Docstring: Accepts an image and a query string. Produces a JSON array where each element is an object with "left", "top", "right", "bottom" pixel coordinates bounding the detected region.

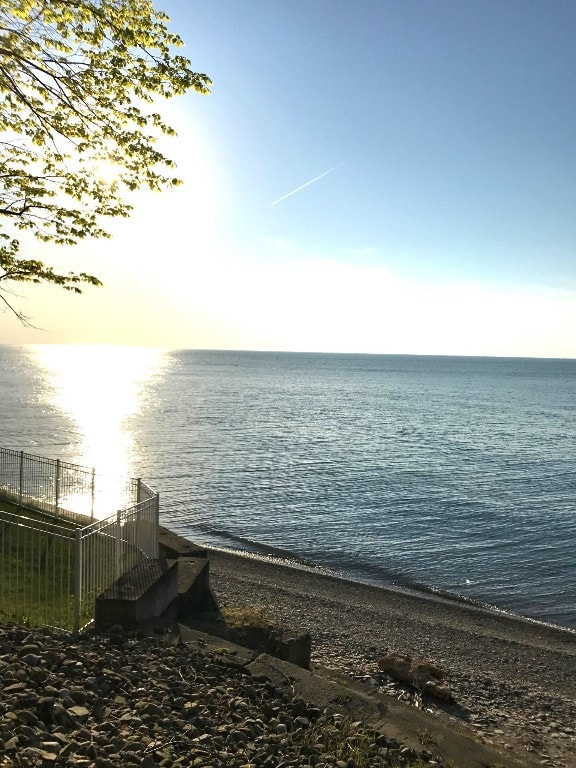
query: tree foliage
[{"left": 0, "top": 0, "right": 210, "bottom": 322}]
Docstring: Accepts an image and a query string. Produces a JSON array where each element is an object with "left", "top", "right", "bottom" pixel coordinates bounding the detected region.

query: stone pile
[{"left": 0, "top": 623, "right": 441, "bottom": 768}]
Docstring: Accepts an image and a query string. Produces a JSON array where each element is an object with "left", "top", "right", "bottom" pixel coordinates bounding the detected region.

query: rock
[
  {"left": 67, "top": 705, "right": 90, "bottom": 721},
  {"left": 36, "top": 696, "right": 55, "bottom": 725},
  {"left": 4, "top": 682, "right": 26, "bottom": 693},
  {"left": 4, "top": 736, "right": 19, "bottom": 751},
  {"left": 15, "top": 708, "right": 41, "bottom": 726}
]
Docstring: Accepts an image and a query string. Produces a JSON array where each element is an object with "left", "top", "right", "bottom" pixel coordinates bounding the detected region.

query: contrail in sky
[{"left": 270, "top": 163, "right": 344, "bottom": 206}]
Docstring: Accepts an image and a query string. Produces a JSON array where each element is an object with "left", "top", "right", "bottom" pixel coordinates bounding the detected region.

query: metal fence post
[
  {"left": 90, "top": 469, "right": 95, "bottom": 521},
  {"left": 73, "top": 529, "right": 82, "bottom": 633},
  {"left": 55, "top": 459, "right": 61, "bottom": 511},
  {"left": 115, "top": 510, "right": 122, "bottom": 580},
  {"left": 154, "top": 493, "right": 160, "bottom": 558},
  {"left": 19, "top": 451, "right": 24, "bottom": 504}
]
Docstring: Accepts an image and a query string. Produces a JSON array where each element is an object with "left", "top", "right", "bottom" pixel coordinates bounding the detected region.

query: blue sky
[{"left": 5, "top": 0, "right": 576, "bottom": 356}]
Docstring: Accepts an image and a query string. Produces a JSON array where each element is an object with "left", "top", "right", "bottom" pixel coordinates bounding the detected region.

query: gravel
[
  {"left": 206, "top": 549, "right": 576, "bottom": 768},
  {"left": 0, "top": 622, "right": 441, "bottom": 768}
]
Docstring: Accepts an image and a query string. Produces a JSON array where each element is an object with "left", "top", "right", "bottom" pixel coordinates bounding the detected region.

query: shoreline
[
  {"left": 201, "top": 542, "right": 576, "bottom": 638},
  {"left": 202, "top": 545, "right": 576, "bottom": 768}
]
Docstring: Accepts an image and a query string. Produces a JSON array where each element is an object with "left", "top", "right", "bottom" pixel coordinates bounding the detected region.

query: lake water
[{"left": 1, "top": 345, "right": 575, "bottom": 629}]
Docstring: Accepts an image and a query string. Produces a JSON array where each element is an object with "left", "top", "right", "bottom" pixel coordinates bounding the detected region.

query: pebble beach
[
  {"left": 1, "top": 548, "right": 575, "bottom": 768},
  {"left": 206, "top": 549, "right": 576, "bottom": 768}
]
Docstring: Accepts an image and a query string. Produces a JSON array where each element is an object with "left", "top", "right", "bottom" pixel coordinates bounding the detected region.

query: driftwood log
[{"left": 378, "top": 650, "right": 453, "bottom": 702}]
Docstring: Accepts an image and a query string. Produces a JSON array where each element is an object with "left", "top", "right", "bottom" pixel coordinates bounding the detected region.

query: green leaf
[{"left": 0, "top": 0, "right": 210, "bottom": 322}]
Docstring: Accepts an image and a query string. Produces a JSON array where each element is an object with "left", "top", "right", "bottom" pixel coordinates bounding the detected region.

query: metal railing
[
  {"left": 0, "top": 447, "right": 138, "bottom": 522},
  {"left": 0, "top": 449, "right": 159, "bottom": 632},
  {"left": 0, "top": 508, "right": 77, "bottom": 630}
]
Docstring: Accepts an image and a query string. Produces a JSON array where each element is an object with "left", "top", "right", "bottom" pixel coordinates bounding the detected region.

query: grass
[
  {"left": 0, "top": 505, "right": 78, "bottom": 629},
  {"left": 0, "top": 497, "right": 79, "bottom": 529},
  {"left": 297, "top": 715, "right": 433, "bottom": 767},
  {"left": 0, "top": 499, "right": 117, "bottom": 631},
  {"left": 220, "top": 604, "right": 275, "bottom": 631}
]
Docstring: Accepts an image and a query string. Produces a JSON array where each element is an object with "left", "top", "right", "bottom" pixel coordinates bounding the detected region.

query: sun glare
[
  {"left": 93, "top": 160, "right": 120, "bottom": 186},
  {"left": 28, "top": 345, "right": 170, "bottom": 518}
]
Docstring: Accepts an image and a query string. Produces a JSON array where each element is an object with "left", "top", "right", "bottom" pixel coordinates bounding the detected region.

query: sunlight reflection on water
[{"left": 26, "top": 345, "right": 170, "bottom": 518}]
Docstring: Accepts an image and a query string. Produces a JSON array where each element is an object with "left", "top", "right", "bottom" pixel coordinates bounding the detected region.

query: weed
[
  {"left": 419, "top": 728, "right": 438, "bottom": 746},
  {"left": 220, "top": 605, "right": 273, "bottom": 630},
  {"left": 298, "top": 715, "right": 432, "bottom": 767}
]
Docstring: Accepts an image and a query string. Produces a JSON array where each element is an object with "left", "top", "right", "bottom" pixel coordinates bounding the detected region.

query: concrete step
[
  {"left": 166, "top": 557, "right": 213, "bottom": 619},
  {"left": 95, "top": 557, "right": 211, "bottom": 632},
  {"left": 95, "top": 558, "right": 179, "bottom": 631},
  {"left": 158, "top": 525, "right": 207, "bottom": 558}
]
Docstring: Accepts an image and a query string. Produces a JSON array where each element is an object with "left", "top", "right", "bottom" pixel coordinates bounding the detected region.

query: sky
[{"left": 3, "top": 0, "right": 576, "bottom": 357}]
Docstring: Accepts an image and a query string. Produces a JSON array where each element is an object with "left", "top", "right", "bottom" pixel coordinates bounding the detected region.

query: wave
[
  {"left": 181, "top": 521, "right": 576, "bottom": 636},
  {"left": 189, "top": 523, "right": 322, "bottom": 568}
]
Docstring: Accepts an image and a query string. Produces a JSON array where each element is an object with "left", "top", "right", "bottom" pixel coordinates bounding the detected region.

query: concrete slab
[
  {"left": 247, "top": 655, "right": 540, "bottom": 768},
  {"left": 158, "top": 526, "right": 207, "bottom": 558},
  {"left": 177, "top": 557, "right": 210, "bottom": 606},
  {"left": 176, "top": 624, "right": 257, "bottom": 665},
  {"left": 174, "top": 626, "right": 539, "bottom": 768}
]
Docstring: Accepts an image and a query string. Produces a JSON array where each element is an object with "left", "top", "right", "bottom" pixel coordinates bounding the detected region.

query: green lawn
[
  {"left": 0, "top": 500, "right": 79, "bottom": 629},
  {"left": 1, "top": 498, "right": 145, "bottom": 631}
]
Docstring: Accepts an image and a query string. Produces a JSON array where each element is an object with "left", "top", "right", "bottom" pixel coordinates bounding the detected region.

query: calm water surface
[{"left": 1, "top": 345, "right": 575, "bottom": 628}]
